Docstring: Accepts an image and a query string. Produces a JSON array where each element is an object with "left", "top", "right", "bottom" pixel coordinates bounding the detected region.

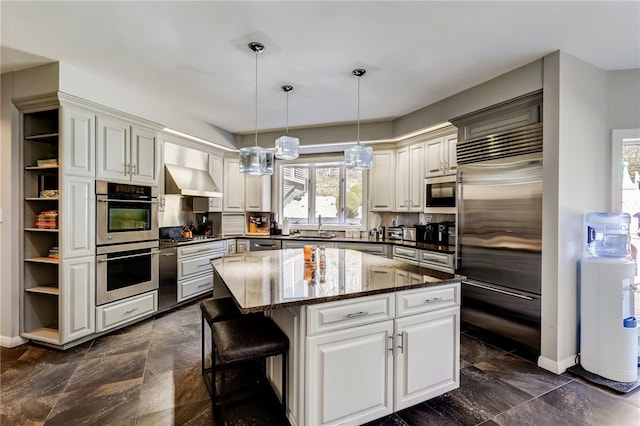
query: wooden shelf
[
  {"left": 25, "top": 132, "right": 59, "bottom": 142},
  {"left": 24, "top": 197, "right": 59, "bottom": 201},
  {"left": 24, "top": 227, "right": 59, "bottom": 232},
  {"left": 25, "top": 257, "right": 59, "bottom": 264},
  {"left": 25, "top": 285, "right": 59, "bottom": 296},
  {"left": 25, "top": 165, "right": 59, "bottom": 170},
  {"left": 22, "top": 327, "right": 60, "bottom": 344}
]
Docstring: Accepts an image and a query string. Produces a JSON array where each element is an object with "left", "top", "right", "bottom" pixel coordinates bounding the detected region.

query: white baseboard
[
  {"left": 0, "top": 334, "right": 28, "bottom": 348},
  {"left": 538, "top": 354, "right": 577, "bottom": 374}
]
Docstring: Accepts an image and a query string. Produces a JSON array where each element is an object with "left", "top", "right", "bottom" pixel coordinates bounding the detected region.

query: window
[{"left": 280, "top": 160, "right": 364, "bottom": 227}]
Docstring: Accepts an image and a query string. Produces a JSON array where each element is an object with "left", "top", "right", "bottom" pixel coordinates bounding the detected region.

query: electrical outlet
[{"left": 426, "top": 216, "right": 432, "bottom": 223}]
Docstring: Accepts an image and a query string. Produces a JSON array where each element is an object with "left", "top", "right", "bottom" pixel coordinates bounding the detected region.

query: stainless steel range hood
[{"left": 164, "top": 164, "right": 223, "bottom": 198}]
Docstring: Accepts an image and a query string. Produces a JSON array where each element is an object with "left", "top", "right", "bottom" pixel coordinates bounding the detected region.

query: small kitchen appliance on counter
[
  {"left": 386, "top": 226, "right": 403, "bottom": 240},
  {"left": 246, "top": 213, "right": 270, "bottom": 236},
  {"left": 402, "top": 226, "right": 417, "bottom": 242}
]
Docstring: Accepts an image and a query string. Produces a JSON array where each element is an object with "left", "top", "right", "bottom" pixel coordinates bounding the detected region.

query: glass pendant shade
[
  {"left": 239, "top": 146, "right": 274, "bottom": 175},
  {"left": 344, "top": 144, "right": 373, "bottom": 170},
  {"left": 275, "top": 135, "right": 300, "bottom": 160}
]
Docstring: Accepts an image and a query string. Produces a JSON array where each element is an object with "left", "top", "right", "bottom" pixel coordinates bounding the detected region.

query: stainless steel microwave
[{"left": 424, "top": 175, "right": 456, "bottom": 213}]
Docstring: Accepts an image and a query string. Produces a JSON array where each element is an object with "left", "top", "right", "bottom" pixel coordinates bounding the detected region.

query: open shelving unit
[{"left": 21, "top": 107, "right": 62, "bottom": 344}]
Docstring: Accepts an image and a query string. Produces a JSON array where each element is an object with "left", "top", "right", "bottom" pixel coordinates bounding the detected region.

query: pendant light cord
[
  {"left": 357, "top": 75, "right": 361, "bottom": 146},
  {"left": 286, "top": 90, "right": 290, "bottom": 135},
  {"left": 254, "top": 48, "right": 258, "bottom": 147}
]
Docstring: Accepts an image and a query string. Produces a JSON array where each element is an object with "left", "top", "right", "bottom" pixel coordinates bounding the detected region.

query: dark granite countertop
[
  {"left": 176, "top": 233, "right": 456, "bottom": 254},
  {"left": 211, "top": 248, "right": 463, "bottom": 313}
]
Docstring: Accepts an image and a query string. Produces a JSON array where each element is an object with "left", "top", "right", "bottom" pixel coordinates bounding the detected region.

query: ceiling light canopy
[
  {"left": 239, "top": 41, "right": 274, "bottom": 176},
  {"left": 344, "top": 68, "right": 373, "bottom": 170}
]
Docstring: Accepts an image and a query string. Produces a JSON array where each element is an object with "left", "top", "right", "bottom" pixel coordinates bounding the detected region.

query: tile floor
[{"left": 1, "top": 298, "right": 639, "bottom": 425}]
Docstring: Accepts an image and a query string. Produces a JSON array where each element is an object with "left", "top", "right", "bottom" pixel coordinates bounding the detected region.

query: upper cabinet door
[
  {"left": 444, "top": 134, "right": 457, "bottom": 176},
  {"left": 96, "top": 115, "right": 129, "bottom": 181},
  {"left": 130, "top": 126, "right": 158, "bottom": 184},
  {"left": 223, "top": 158, "right": 244, "bottom": 212},
  {"left": 369, "top": 150, "right": 395, "bottom": 211},
  {"left": 395, "top": 147, "right": 410, "bottom": 212},
  {"left": 425, "top": 137, "right": 445, "bottom": 178},
  {"left": 61, "top": 105, "right": 95, "bottom": 178}
]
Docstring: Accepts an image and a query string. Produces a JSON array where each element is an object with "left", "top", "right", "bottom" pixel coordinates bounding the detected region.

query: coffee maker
[
  {"left": 437, "top": 221, "right": 456, "bottom": 245},
  {"left": 416, "top": 223, "right": 438, "bottom": 244}
]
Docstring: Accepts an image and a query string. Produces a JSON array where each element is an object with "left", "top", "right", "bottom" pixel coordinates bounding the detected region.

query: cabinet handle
[
  {"left": 198, "top": 263, "right": 211, "bottom": 268},
  {"left": 345, "top": 311, "right": 369, "bottom": 319},
  {"left": 440, "top": 161, "right": 444, "bottom": 171},
  {"left": 125, "top": 163, "right": 130, "bottom": 175},
  {"left": 425, "top": 297, "right": 443, "bottom": 304},
  {"left": 197, "top": 283, "right": 210, "bottom": 289},
  {"left": 388, "top": 335, "right": 394, "bottom": 354},
  {"left": 98, "top": 250, "right": 160, "bottom": 262},
  {"left": 123, "top": 308, "right": 139, "bottom": 315},
  {"left": 397, "top": 333, "right": 404, "bottom": 353}
]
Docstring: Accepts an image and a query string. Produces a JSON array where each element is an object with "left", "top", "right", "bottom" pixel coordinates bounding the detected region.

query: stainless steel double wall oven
[{"left": 95, "top": 180, "right": 159, "bottom": 305}]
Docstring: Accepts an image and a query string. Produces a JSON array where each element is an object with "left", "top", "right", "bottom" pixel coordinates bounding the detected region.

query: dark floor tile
[
  {"left": 153, "top": 303, "right": 201, "bottom": 330},
  {"left": 1, "top": 359, "right": 79, "bottom": 402},
  {"left": 11, "top": 341, "right": 90, "bottom": 366},
  {"left": 144, "top": 339, "right": 201, "bottom": 376},
  {"left": 135, "top": 399, "right": 213, "bottom": 426},
  {"left": 540, "top": 380, "right": 640, "bottom": 425},
  {"left": 0, "top": 345, "right": 29, "bottom": 372},
  {"left": 137, "top": 365, "right": 210, "bottom": 417},
  {"left": 362, "top": 413, "right": 410, "bottom": 425},
  {"left": 399, "top": 366, "right": 533, "bottom": 425},
  {"left": 149, "top": 322, "right": 200, "bottom": 348},
  {"left": 85, "top": 322, "right": 152, "bottom": 359},
  {"left": 459, "top": 334, "right": 506, "bottom": 368},
  {"left": 488, "top": 397, "right": 585, "bottom": 425},
  {"left": 44, "top": 377, "right": 142, "bottom": 425},
  {"left": 474, "top": 353, "right": 571, "bottom": 397},
  {"left": 0, "top": 393, "right": 58, "bottom": 424},
  {"left": 64, "top": 350, "right": 147, "bottom": 392}
]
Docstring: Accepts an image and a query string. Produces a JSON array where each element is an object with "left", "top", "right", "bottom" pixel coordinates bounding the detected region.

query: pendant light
[
  {"left": 344, "top": 68, "right": 373, "bottom": 170},
  {"left": 239, "top": 42, "right": 274, "bottom": 175},
  {"left": 274, "top": 85, "right": 300, "bottom": 160}
]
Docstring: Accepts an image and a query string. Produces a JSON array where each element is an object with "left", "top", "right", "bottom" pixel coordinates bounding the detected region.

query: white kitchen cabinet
[
  {"left": 176, "top": 240, "right": 227, "bottom": 302},
  {"left": 96, "top": 114, "right": 158, "bottom": 184},
  {"left": 96, "top": 291, "right": 157, "bottom": 333},
  {"left": 235, "top": 238, "right": 250, "bottom": 253},
  {"left": 420, "top": 250, "right": 455, "bottom": 273},
  {"left": 368, "top": 150, "right": 395, "bottom": 211},
  {"left": 60, "top": 104, "right": 95, "bottom": 177},
  {"left": 245, "top": 174, "right": 271, "bottom": 212},
  {"left": 223, "top": 158, "right": 244, "bottom": 212},
  {"left": 60, "top": 177, "right": 95, "bottom": 259},
  {"left": 61, "top": 256, "right": 95, "bottom": 342},
  {"left": 307, "top": 320, "right": 394, "bottom": 426},
  {"left": 394, "top": 306, "right": 459, "bottom": 409},
  {"left": 335, "top": 242, "right": 389, "bottom": 257},
  {"left": 425, "top": 134, "right": 457, "bottom": 177},
  {"left": 396, "top": 142, "right": 425, "bottom": 212}
]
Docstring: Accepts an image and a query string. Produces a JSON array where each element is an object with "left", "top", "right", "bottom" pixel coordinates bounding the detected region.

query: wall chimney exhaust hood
[{"left": 164, "top": 164, "right": 223, "bottom": 198}]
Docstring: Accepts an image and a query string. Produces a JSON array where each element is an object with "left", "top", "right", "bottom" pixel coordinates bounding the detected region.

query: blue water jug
[{"left": 586, "top": 212, "right": 630, "bottom": 258}]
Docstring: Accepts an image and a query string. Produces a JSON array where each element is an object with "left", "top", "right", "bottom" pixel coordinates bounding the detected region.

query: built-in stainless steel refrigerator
[{"left": 457, "top": 153, "right": 543, "bottom": 351}]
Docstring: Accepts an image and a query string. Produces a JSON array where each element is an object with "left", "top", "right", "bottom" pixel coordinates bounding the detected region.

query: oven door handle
[
  {"left": 98, "top": 250, "right": 160, "bottom": 262},
  {"left": 97, "top": 198, "right": 159, "bottom": 204}
]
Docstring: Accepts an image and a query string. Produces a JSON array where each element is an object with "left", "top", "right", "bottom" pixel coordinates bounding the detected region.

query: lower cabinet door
[
  {"left": 394, "top": 306, "right": 460, "bottom": 410},
  {"left": 306, "top": 320, "right": 393, "bottom": 426},
  {"left": 61, "top": 256, "right": 95, "bottom": 343}
]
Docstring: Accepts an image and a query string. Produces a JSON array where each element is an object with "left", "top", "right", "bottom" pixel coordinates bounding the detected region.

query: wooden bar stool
[
  {"left": 210, "top": 315, "right": 289, "bottom": 425},
  {"left": 200, "top": 298, "right": 243, "bottom": 396}
]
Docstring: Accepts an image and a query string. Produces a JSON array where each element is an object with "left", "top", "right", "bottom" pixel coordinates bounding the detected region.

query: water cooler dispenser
[{"left": 580, "top": 212, "right": 638, "bottom": 382}]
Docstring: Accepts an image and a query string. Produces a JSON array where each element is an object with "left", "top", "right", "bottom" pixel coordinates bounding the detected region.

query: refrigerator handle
[{"left": 463, "top": 280, "right": 535, "bottom": 301}]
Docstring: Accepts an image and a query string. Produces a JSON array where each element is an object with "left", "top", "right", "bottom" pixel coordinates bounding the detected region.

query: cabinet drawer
[
  {"left": 177, "top": 241, "right": 225, "bottom": 258},
  {"left": 336, "top": 243, "right": 389, "bottom": 257},
  {"left": 307, "top": 293, "right": 395, "bottom": 335},
  {"left": 420, "top": 250, "right": 454, "bottom": 272},
  {"left": 178, "top": 274, "right": 213, "bottom": 302},
  {"left": 178, "top": 254, "right": 215, "bottom": 280},
  {"left": 393, "top": 246, "right": 419, "bottom": 261},
  {"left": 396, "top": 284, "right": 459, "bottom": 317},
  {"left": 96, "top": 291, "right": 157, "bottom": 332}
]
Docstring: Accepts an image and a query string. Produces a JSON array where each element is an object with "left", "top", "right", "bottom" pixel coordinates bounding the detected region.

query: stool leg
[
  {"left": 219, "top": 367, "right": 226, "bottom": 425},
  {"left": 282, "top": 351, "right": 288, "bottom": 425}
]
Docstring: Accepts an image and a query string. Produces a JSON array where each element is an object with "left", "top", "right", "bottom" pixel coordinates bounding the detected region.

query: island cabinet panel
[
  {"left": 307, "top": 293, "right": 395, "bottom": 335},
  {"left": 306, "top": 320, "right": 394, "bottom": 426},
  {"left": 394, "top": 306, "right": 460, "bottom": 410}
]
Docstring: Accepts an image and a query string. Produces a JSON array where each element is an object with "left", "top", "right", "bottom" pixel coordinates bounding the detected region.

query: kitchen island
[{"left": 211, "top": 248, "right": 463, "bottom": 426}]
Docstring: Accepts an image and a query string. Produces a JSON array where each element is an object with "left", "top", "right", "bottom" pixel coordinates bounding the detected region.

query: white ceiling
[{"left": 1, "top": 1, "right": 639, "bottom": 135}]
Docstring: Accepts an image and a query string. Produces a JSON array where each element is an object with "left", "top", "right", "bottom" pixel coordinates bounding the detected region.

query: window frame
[{"left": 276, "top": 155, "right": 368, "bottom": 231}]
